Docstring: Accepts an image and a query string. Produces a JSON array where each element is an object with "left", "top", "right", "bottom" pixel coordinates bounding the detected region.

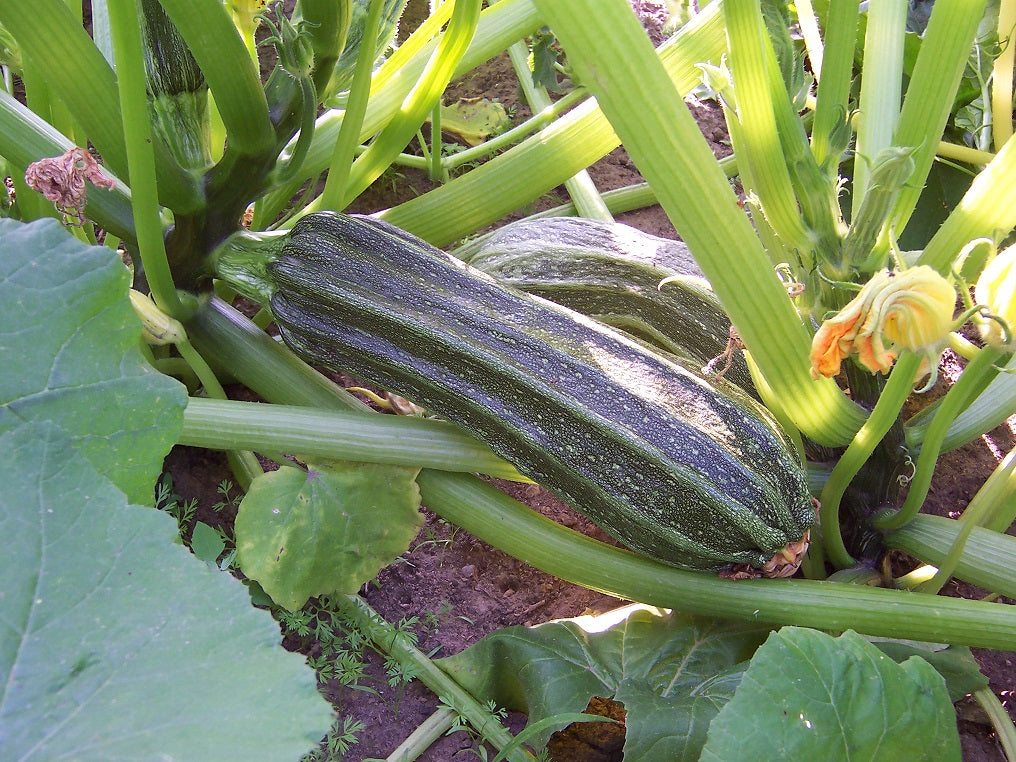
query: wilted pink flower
[{"left": 24, "top": 147, "right": 115, "bottom": 225}]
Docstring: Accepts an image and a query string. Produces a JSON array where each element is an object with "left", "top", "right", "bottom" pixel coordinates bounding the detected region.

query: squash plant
[{"left": 1, "top": 0, "right": 1016, "bottom": 758}]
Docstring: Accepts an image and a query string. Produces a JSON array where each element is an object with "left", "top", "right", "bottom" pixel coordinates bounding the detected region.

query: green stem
[
  {"left": 385, "top": 708, "right": 456, "bottom": 762},
  {"left": 185, "top": 296, "right": 371, "bottom": 412},
  {"left": 877, "top": 347, "right": 1007, "bottom": 530},
  {"left": 380, "top": 0, "right": 723, "bottom": 247},
  {"left": 851, "top": 0, "right": 906, "bottom": 218},
  {"left": 904, "top": 351, "right": 1016, "bottom": 454},
  {"left": 809, "top": 0, "right": 860, "bottom": 172},
  {"left": 314, "top": 0, "right": 386, "bottom": 212},
  {"left": 334, "top": 594, "right": 533, "bottom": 762},
  {"left": 175, "top": 339, "right": 227, "bottom": 399},
  {"left": 885, "top": 515, "right": 1016, "bottom": 599},
  {"left": 506, "top": 39, "right": 610, "bottom": 221},
  {"left": 892, "top": 0, "right": 990, "bottom": 233},
  {"left": 106, "top": 0, "right": 185, "bottom": 317},
  {"left": 920, "top": 131, "right": 1016, "bottom": 275},
  {"left": 916, "top": 464, "right": 1008, "bottom": 596},
  {"left": 332, "top": 0, "right": 482, "bottom": 209},
  {"left": 179, "top": 397, "right": 528, "bottom": 481},
  {"left": 417, "top": 469, "right": 1016, "bottom": 650},
  {"left": 993, "top": 0, "right": 1016, "bottom": 151},
  {"left": 724, "top": 0, "right": 811, "bottom": 252},
  {"left": 441, "top": 86, "right": 587, "bottom": 171},
  {"left": 973, "top": 686, "right": 1016, "bottom": 761},
  {"left": 818, "top": 353, "right": 924, "bottom": 569}
]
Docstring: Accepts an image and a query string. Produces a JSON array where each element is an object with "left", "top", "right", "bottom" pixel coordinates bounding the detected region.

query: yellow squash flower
[
  {"left": 974, "top": 244, "right": 1016, "bottom": 349},
  {"left": 810, "top": 266, "right": 956, "bottom": 379}
]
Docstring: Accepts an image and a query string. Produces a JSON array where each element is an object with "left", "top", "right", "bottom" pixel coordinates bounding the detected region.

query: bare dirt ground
[{"left": 164, "top": 4, "right": 1015, "bottom": 759}]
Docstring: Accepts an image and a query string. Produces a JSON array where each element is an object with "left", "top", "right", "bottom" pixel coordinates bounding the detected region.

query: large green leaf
[
  {"left": 0, "top": 421, "right": 333, "bottom": 760},
  {"left": 436, "top": 604, "right": 771, "bottom": 759},
  {"left": 0, "top": 217, "right": 186, "bottom": 503},
  {"left": 700, "top": 627, "right": 961, "bottom": 761},
  {"left": 235, "top": 460, "right": 423, "bottom": 610}
]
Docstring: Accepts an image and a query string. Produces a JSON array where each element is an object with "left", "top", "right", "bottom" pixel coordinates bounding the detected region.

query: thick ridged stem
[
  {"left": 106, "top": 0, "right": 185, "bottom": 317},
  {"left": 179, "top": 397, "right": 528, "bottom": 481},
  {"left": 851, "top": 0, "right": 906, "bottom": 219},
  {"left": 891, "top": 0, "right": 990, "bottom": 232},
  {"left": 884, "top": 514, "right": 1016, "bottom": 599},
  {"left": 417, "top": 470, "right": 1016, "bottom": 650}
]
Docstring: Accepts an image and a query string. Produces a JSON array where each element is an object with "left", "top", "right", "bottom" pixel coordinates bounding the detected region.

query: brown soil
[{"left": 164, "top": 3, "right": 1015, "bottom": 760}]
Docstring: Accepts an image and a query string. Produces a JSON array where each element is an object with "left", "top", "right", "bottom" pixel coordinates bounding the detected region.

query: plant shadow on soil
[{"left": 164, "top": 5, "right": 1015, "bottom": 759}]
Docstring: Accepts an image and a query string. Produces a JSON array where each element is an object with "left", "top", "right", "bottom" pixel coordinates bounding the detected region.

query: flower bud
[{"left": 974, "top": 244, "right": 1016, "bottom": 349}]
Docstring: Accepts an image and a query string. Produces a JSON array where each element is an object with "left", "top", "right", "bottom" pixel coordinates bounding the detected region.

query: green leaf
[
  {"left": 700, "top": 627, "right": 961, "bottom": 761},
  {"left": 190, "top": 521, "right": 227, "bottom": 567},
  {"left": 869, "top": 640, "right": 988, "bottom": 702},
  {"left": 0, "top": 217, "right": 186, "bottom": 503},
  {"left": 436, "top": 604, "right": 771, "bottom": 758},
  {"left": 235, "top": 460, "right": 423, "bottom": 610},
  {"left": 0, "top": 421, "right": 332, "bottom": 760}
]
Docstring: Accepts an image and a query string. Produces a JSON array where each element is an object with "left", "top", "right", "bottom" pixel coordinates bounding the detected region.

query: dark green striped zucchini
[
  {"left": 464, "top": 216, "right": 758, "bottom": 399},
  {"left": 215, "top": 212, "right": 815, "bottom": 576}
]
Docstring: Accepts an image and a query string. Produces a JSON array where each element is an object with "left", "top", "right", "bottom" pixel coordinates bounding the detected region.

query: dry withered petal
[{"left": 24, "top": 147, "right": 116, "bottom": 225}]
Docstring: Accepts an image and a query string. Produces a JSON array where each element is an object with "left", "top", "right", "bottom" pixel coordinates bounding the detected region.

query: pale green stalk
[
  {"left": 851, "top": 0, "right": 906, "bottom": 218},
  {"left": 381, "top": 0, "right": 726, "bottom": 246},
  {"left": 905, "top": 352, "right": 1016, "bottom": 453},
  {"left": 506, "top": 39, "right": 610, "bottom": 221},
  {"left": 973, "top": 687, "right": 1016, "bottom": 760},
  {"left": 439, "top": 86, "right": 587, "bottom": 171},
  {"left": 917, "top": 447, "right": 1016, "bottom": 594},
  {"left": 260, "top": 0, "right": 509, "bottom": 220},
  {"left": 428, "top": 100, "right": 443, "bottom": 182},
  {"left": 993, "top": 0, "right": 1016, "bottom": 150},
  {"left": 314, "top": 0, "right": 387, "bottom": 212},
  {"left": 878, "top": 347, "right": 1008, "bottom": 531},
  {"left": 794, "top": 0, "right": 825, "bottom": 83},
  {"left": 418, "top": 469, "right": 1016, "bottom": 649},
  {"left": 892, "top": 0, "right": 990, "bottom": 233},
  {"left": 303, "top": 0, "right": 482, "bottom": 213},
  {"left": 919, "top": 133, "right": 1016, "bottom": 274},
  {"left": 884, "top": 514, "right": 1016, "bottom": 599},
  {"left": 179, "top": 397, "right": 528, "bottom": 481},
  {"left": 106, "top": 0, "right": 183, "bottom": 317},
  {"left": 385, "top": 709, "right": 456, "bottom": 762},
  {"left": 936, "top": 140, "right": 993, "bottom": 166},
  {"left": 531, "top": 0, "right": 865, "bottom": 446},
  {"left": 809, "top": 0, "right": 860, "bottom": 171},
  {"left": 724, "top": 0, "right": 811, "bottom": 253}
]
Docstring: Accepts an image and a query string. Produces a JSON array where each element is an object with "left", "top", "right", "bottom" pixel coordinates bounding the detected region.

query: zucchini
[
  {"left": 213, "top": 212, "right": 816, "bottom": 576},
  {"left": 463, "top": 216, "right": 758, "bottom": 399},
  {"left": 139, "top": 0, "right": 211, "bottom": 172}
]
